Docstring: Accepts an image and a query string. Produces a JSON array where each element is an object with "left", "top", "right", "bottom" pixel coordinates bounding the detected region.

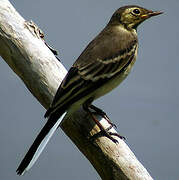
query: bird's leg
[
  {"left": 83, "top": 104, "right": 118, "bottom": 143},
  {"left": 89, "top": 104, "right": 117, "bottom": 128},
  {"left": 83, "top": 100, "right": 125, "bottom": 143},
  {"left": 89, "top": 104, "right": 126, "bottom": 140},
  {"left": 89, "top": 104, "right": 125, "bottom": 140}
]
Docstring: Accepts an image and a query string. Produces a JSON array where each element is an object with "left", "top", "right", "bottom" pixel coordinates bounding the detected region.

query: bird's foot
[{"left": 90, "top": 125, "right": 126, "bottom": 144}]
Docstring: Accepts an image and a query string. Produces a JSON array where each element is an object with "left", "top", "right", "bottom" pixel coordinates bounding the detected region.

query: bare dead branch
[{"left": 0, "top": 0, "right": 153, "bottom": 179}]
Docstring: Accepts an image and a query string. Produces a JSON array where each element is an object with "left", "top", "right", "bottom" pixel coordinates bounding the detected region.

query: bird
[{"left": 16, "top": 5, "right": 163, "bottom": 175}]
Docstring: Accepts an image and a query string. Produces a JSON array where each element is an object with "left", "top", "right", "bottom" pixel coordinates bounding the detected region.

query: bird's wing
[
  {"left": 46, "top": 27, "right": 138, "bottom": 116},
  {"left": 76, "top": 41, "right": 137, "bottom": 81}
]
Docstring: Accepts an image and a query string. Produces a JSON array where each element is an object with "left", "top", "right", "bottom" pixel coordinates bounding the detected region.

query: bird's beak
[{"left": 141, "top": 11, "right": 163, "bottom": 19}]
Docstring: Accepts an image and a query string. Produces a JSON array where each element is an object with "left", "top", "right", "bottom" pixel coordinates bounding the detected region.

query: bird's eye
[{"left": 133, "top": 9, "right": 140, "bottom": 15}]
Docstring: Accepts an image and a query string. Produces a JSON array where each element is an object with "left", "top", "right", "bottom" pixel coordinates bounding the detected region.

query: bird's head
[{"left": 109, "top": 5, "right": 163, "bottom": 29}]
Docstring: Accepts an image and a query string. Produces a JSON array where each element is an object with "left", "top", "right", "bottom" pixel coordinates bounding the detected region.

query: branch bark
[{"left": 0, "top": 1, "right": 153, "bottom": 179}]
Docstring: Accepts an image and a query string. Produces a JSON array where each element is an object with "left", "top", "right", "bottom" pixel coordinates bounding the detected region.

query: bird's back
[{"left": 74, "top": 24, "right": 138, "bottom": 69}]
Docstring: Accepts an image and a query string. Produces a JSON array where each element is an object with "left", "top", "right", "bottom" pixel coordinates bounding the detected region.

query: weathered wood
[{"left": 0, "top": 0, "right": 153, "bottom": 179}]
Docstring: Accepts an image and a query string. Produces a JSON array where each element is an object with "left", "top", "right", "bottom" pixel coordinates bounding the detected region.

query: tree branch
[{"left": 0, "top": 0, "right": 153, "bottom": 179}]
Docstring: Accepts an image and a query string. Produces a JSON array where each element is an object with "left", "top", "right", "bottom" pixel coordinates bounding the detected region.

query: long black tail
[{"left": 16, "top": 111, "right": 67, "bottom": 175}]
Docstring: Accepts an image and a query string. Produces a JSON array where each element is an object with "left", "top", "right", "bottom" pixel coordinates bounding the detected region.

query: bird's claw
[{"left": 89, "top": 126, "right": 125, "bottom": 144}]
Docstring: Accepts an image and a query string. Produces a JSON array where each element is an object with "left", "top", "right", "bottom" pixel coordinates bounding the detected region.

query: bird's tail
[{"left": 16, "top": 111, "right": 67, "bottom": 175}]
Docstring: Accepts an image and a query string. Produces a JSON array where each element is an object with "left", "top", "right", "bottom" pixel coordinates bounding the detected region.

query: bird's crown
[{"left": 109, "top": 5, "right": 163, "bottom": 29}]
